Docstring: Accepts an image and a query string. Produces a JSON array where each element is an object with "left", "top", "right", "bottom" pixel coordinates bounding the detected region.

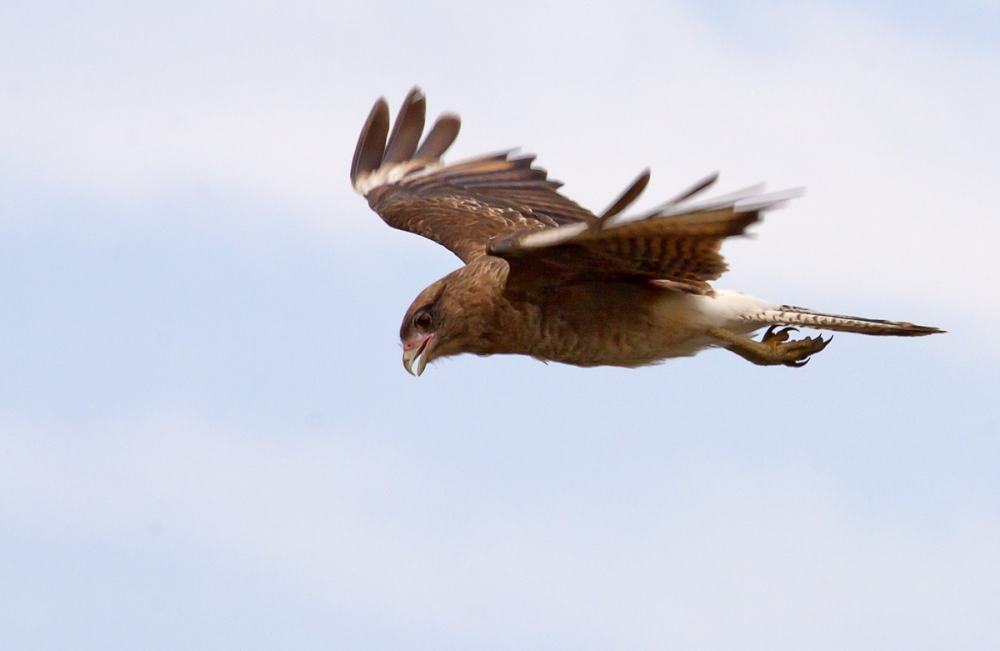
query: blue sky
[{"left": 1, "top": 1, "right": 998, "bottom": 649}]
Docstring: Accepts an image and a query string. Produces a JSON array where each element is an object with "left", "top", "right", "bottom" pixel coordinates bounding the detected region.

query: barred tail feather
[{"left": 756, "top": 306, "right": 943, "bottom": 337}]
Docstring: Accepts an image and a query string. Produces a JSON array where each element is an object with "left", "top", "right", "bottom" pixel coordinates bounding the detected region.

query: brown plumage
[{"left": 351, "top": 88, "right": 942, "bottom": 375}]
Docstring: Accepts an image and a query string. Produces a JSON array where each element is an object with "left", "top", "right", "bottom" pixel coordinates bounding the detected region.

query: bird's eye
[{"left": 413, "top": 311, "right": 433, "bottom": 330}]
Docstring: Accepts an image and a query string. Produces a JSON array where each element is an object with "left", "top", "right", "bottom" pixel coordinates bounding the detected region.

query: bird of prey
[{"left": 351, "top": 88, "right": 942, "bottom": 376}]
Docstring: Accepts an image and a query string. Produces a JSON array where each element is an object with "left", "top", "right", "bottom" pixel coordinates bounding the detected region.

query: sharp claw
[
  {"left": 763, "top": 325, "right": 798, "bottom": 345},
  {"left": 728, "top": 325, "right": 834, "bottom": 368}
]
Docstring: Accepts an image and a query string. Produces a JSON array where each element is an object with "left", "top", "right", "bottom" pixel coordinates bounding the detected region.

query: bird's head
[
  {"left": 399, "top": 279, "right": 447, "bottom": 376},
  {"left": 399, "top": 265, "right": 499, "bottom": 376}
]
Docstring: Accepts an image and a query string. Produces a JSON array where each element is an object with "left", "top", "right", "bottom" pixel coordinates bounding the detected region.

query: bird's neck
[{"left": 450, "top": 257, "right": 536, "bottom": 357}]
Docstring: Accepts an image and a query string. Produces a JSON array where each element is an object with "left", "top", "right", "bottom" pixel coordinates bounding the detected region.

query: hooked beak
[{"left": 402, "top": 333, "right": 435, "bottom": 376}]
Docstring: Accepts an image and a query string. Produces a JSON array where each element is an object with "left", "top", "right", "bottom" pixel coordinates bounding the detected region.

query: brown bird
[{"left": 351, "top": 88, "right": 942, "bottom": 376}]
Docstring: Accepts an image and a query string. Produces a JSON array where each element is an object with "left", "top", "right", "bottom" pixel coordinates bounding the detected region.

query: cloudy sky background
[{"left": 1, "top": 1, "right": 998, "bottom": 649}]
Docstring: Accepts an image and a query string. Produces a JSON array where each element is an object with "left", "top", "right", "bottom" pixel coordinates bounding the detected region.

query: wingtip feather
[
  {"left": 382, "top": 87, "right": 426, "bottom": 166},
  {"left": 351, "top": 98, "right": 390, "bottom": 187},
  {"left": 667, "top": 172, "right": 719, "bottom": 206},
  {"left": 596, "top": 168, "right": 651, "bottom": 227},
  {"left": 414, "top": 114, "right": 461, "bottom": 161}
]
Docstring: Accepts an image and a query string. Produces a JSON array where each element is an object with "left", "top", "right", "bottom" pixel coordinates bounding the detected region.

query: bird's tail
[{"left": 754, "top": 305, "right": 943, "bottom": 336}]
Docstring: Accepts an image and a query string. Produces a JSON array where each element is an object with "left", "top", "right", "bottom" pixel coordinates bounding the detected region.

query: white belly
[{"left": 647, "top": 289, "right": 776, "bottom": 359}]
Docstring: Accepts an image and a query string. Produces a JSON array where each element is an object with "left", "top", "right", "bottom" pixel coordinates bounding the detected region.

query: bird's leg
[{"left": 706, "top": 325, "right": 832, "bottom": 368}]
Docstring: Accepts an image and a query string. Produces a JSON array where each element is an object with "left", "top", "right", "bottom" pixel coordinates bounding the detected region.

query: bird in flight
[{"left": 351, "top": 88, "right": 942, "bottom": 376}]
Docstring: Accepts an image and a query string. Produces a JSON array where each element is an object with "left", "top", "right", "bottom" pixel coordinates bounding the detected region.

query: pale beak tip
[{"left": 402, "top": 334, "right": 433, "bottom": 377}]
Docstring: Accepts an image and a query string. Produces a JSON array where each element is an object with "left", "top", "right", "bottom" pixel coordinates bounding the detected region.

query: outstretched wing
[
  {"left": 489, "top": 179, "right": 802, "bottom": 294},
  {"left": 351, "top": 88, "right": 597, "bottom": 263}
]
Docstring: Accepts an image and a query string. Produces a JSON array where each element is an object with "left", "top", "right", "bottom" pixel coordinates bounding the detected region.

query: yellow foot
[{"left": 707, "top": 325, "right": 832, "bottom": 368}]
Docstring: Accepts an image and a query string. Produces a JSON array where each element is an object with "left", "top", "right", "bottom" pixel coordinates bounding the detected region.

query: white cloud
[{"left": 2, "top": 417, "right": 997, "bottom": 648}]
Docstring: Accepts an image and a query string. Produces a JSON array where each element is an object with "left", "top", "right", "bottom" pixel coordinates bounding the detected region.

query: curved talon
[
  {"left": 707, "top": 325, "right": 834, "bottom": 368},
  {"left": 762, "top": 325, "right": 798, "bottom": 345},
  {"left": 759, "top": 329, "right": 831, "bottom": 366}
]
